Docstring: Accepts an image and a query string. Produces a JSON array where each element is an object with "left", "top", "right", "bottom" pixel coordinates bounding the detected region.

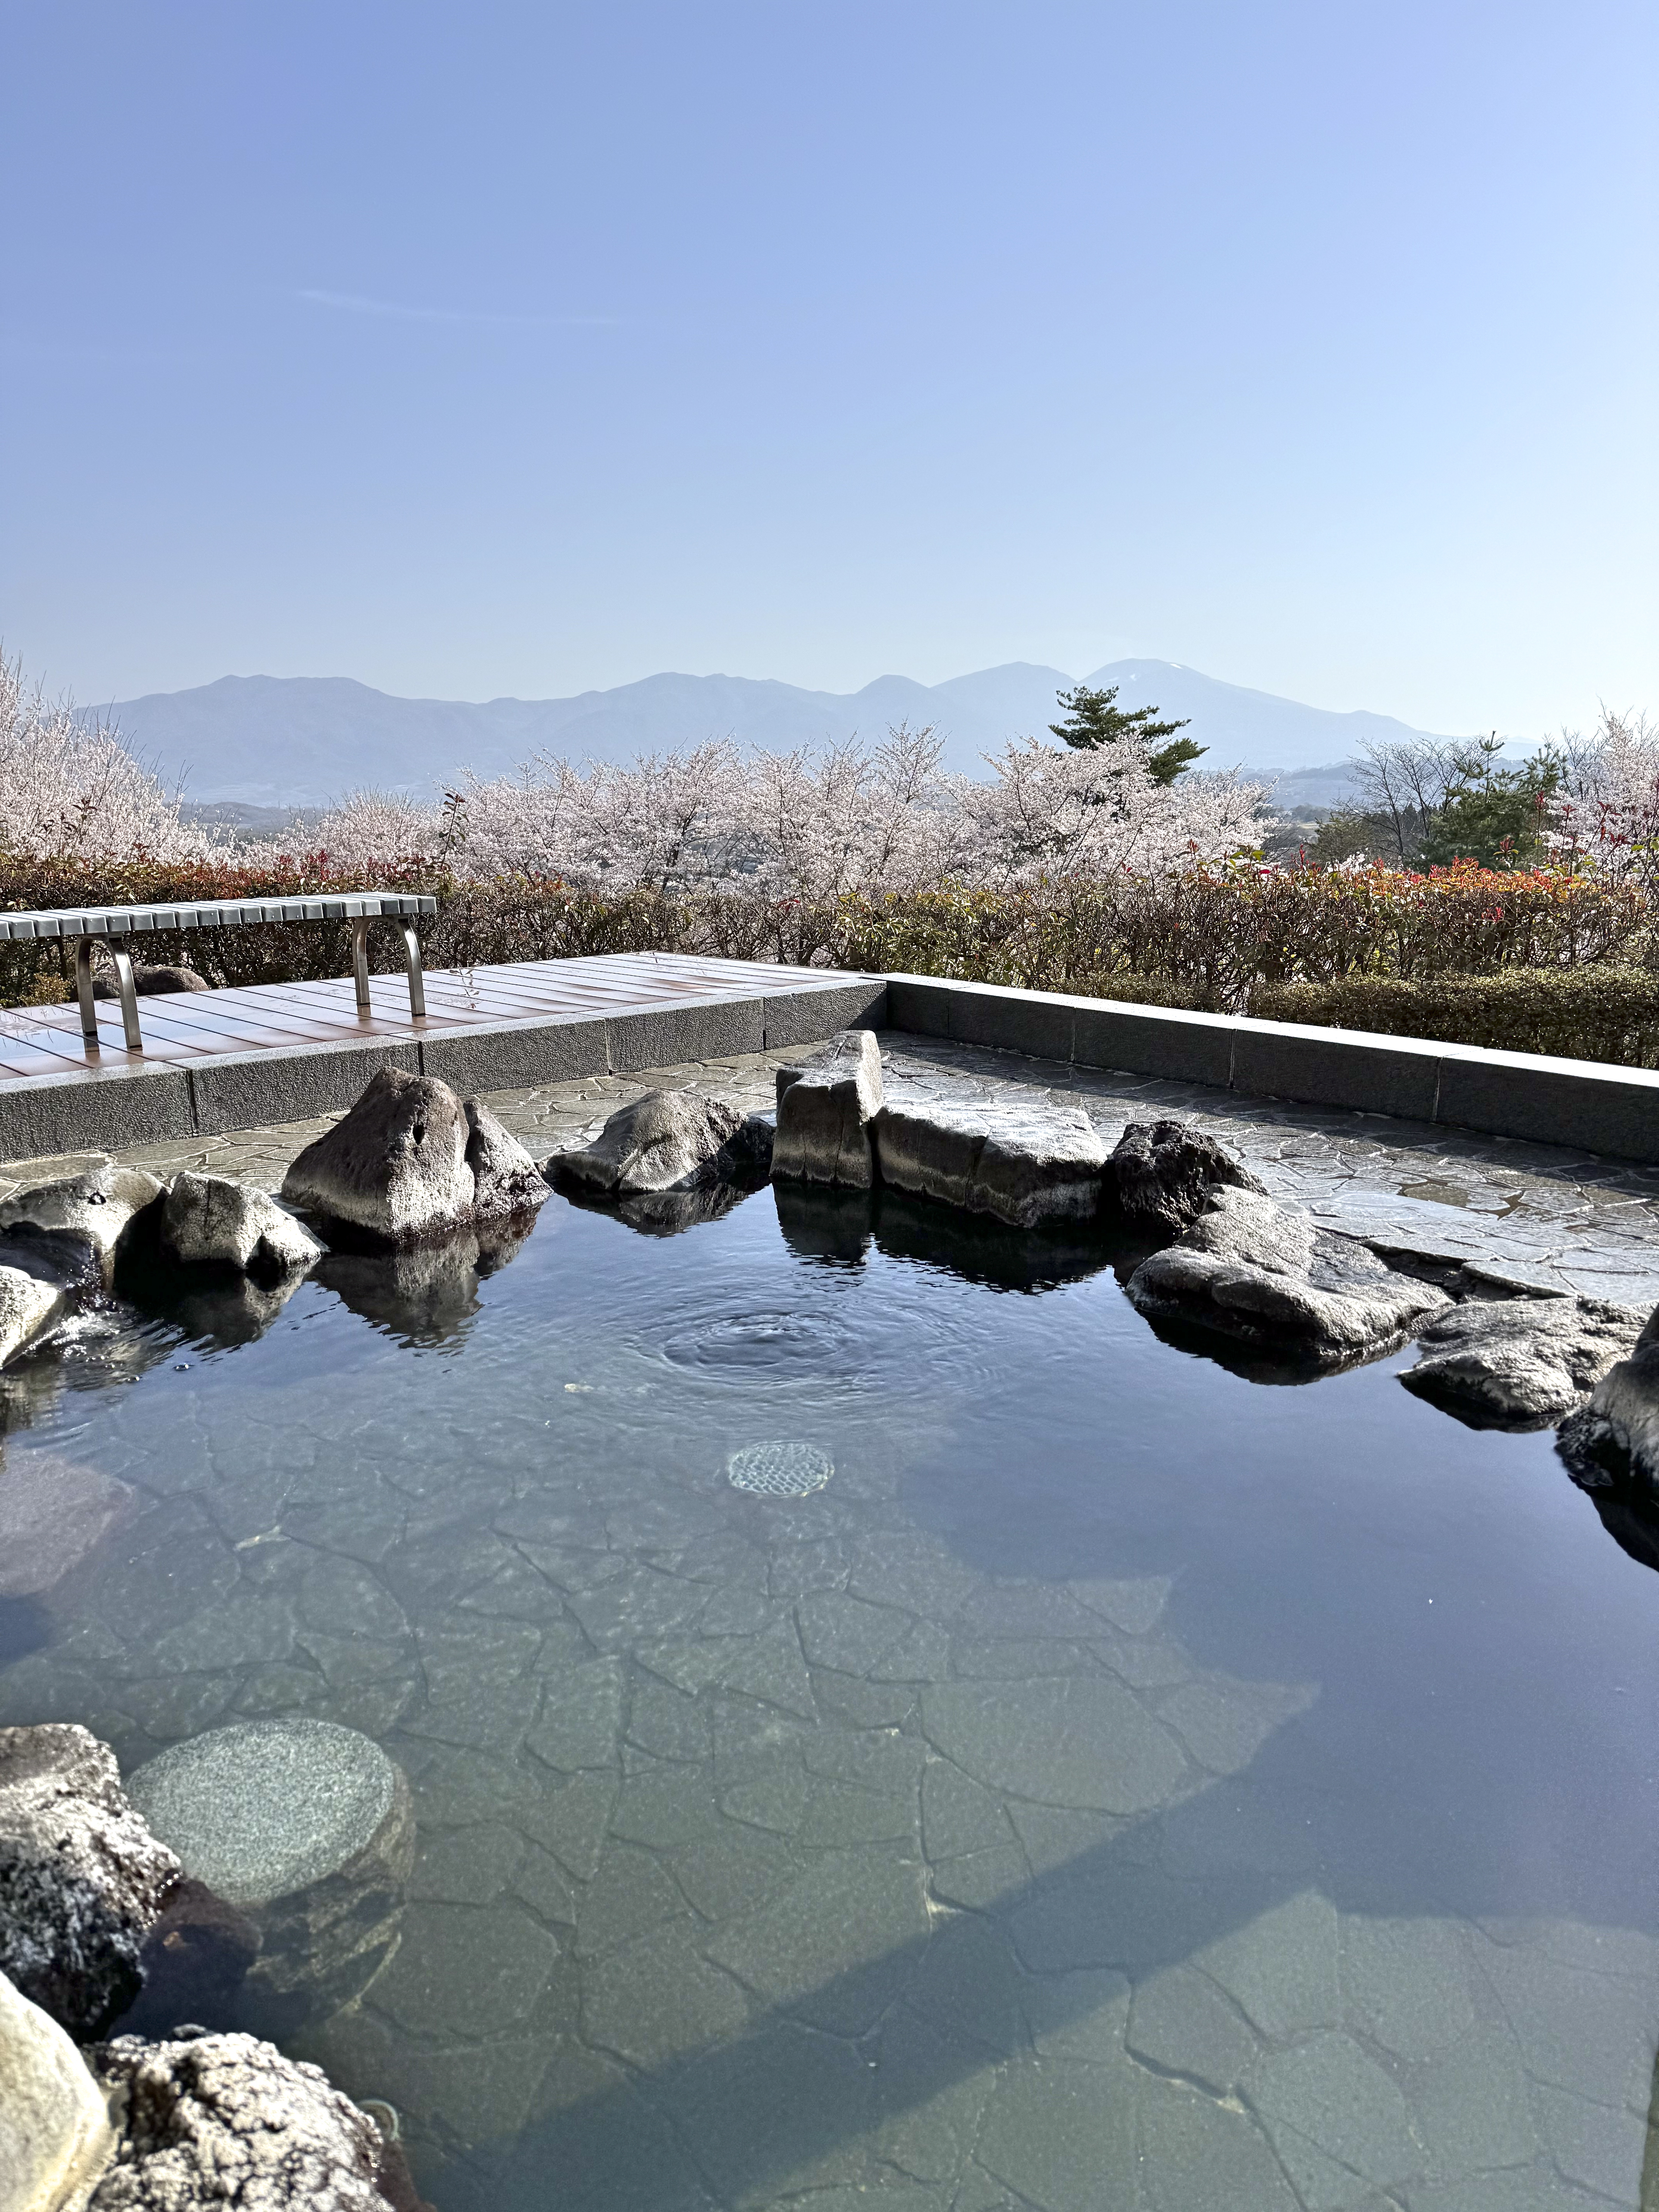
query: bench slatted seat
[{"left": 0, "top": 893, "right": 438, "bottom": 1053}]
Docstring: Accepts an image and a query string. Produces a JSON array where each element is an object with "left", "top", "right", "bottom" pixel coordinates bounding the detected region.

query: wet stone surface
[{"left": 0, "top": 1037, "right": 1655, "bottom": 2208}]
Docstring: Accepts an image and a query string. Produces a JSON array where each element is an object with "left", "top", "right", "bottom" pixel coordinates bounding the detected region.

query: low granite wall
[
  {"left": 882, "top": 974, "right": 1659, "bottom": 1164},
  {"left": 6, "top": 965, "right": 1657, "bottom": 1167}
]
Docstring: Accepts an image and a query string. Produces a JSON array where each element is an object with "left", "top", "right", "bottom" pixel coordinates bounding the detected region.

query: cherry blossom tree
[
  {"left": 1, "top": 654, "right": 1274, "bottom": 894},
  {"left": 961, "top": 734, "right": 1268, "bottom": 884},
  {"left": 282, "top": 785, "right": 440, "bottom": 873},
  {"left": 0, "top": 654, "right": 213, "bottom": 863},
  {"left": 274, "top": 720, "right": 1273, "bottom": 894},
  {"left": 1544, "top": 708, "right": 1659, "bottom": 894}
]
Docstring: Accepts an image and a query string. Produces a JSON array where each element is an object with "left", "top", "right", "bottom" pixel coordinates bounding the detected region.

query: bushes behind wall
[
  {"left": 2, "top": 855, "right": 1656, "bottom": 1068},
  {"left": 1249, "top": 968, "right": 1659, "bottom": 1070}
]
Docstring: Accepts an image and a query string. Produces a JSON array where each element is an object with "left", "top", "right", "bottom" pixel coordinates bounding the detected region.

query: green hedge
[
  {"left": 1249, "top": 967, "right": 1659, "bottom": 1069},
  {"left": 4, "top": 855, "right": 1657, "bottom": 1069}
]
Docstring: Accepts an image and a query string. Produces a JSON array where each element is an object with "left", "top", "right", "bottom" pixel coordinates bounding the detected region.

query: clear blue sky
[{"left": 4, "top": 2, "right": 1654, "bottom": 735}]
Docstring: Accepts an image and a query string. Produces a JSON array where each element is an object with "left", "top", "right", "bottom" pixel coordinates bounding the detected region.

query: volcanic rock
[
  {"left": 0, "top": 1267, "right": 70, "bottom": 1370},
  {"left": 0, "top": 1167, "right": 164, "bottom": 1266},
  {"left": 717, "top": 1111, "right": 775, "bottom": 1184},
  {"left": 1558, "top": 1310, "right": 1659, "bottom": 1494},
  {"left": 160, "top": 1175, "right": 323, "bottom": 1278},
  {"left": 0, "top": 1966, "right": 115, "bottom": 2212},
  {"left": 548, "top": 1089, "right": 747, "bottom": 1195},
  {"left": 91, "top": 965, "right": 210, "bottom": 999},
  {"left": 0, "top": 1223, "right": 107, "bottom": 1297},
  {"left": 0, "top": 1217, "right": 108, "bottom": 1367},
  {"left": 280, "top": 1070, "right": 473, "bottom": 1242},
  {"left": 0, "top": 1726, "right": 181, "bottom": 2040},
  {"left": 1126, "top": 1187, "right": 1450, "bottom": 1364},
  {"left": 462, "top": 1101, "right": 550, "bottom": 1219},
  {"left": 771, "top": 1030, "right": 884, "bottom": 1189},
  {"left": 1107, "top": 1118, "right": 1264, "bottom": 1236},
  {"left": 872, "top": 1099, "right": 1109, "bottom": 1228},
  {"left": 371, "top": 2134, "right": 436, "bottom": 2212},
  {"left": 1403, "top": 1294, "right": 1644, "bottom": 1428},
  {"left": 86, "top": 2031, "right": 387, "bottom": 2212}
]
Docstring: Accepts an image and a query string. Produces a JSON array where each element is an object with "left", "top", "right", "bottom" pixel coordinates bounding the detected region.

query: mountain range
[{"left": 101, "top": 659, "right": 1470, "bottom": 807}]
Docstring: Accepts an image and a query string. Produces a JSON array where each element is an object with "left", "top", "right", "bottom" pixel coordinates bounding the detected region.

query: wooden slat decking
[{"left": 0, "top": 952, "right": 831, "bottom": 1084}]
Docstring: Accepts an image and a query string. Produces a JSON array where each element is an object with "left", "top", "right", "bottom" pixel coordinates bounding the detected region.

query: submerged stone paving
[{"left": 0, "top": 1036, "right": 1656, "bottom": 2208}]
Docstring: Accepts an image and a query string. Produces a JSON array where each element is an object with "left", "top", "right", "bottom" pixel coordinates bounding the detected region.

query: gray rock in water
[
  {"left": 1402, "top": 1295, "right": 1644, "bottom": 1429},
  {"left": 0, "top": 1167, "right": 164, "bottom": 1266},
  {"left": 281, "top": 1070, "right": 474, "bottom": 1242},
  {"left": 125, "top": 1721, "right": 414, "bottom": 2035},
  {"left": 125, "top": 1722, "right": 405, "bottom": 1915},
  {"left": 1126, "top": 1187, "right": 1450, "bottom": 1365},
  {"left": 0, "top": 1726, "right": 181, "bottom": 2040},
  {"left": 91, "top": 964, "right": 210, "bottom": 1000},
  {"left": 161, "top": 1175, "right": 324, "bottom": 1278},
  {"left": 0, "top": 1267, "right": 69, "bottom": 1370},
  {"left": 462, "top": 1100, "right": 550, "bottom": 1218},
  {"left": 873, "top": 1099, "right": 1109, "bottom": 1228},
  {"left": 955, "top": 1109, "right": 1106, "bottom": 1230},
  {"left": 771, "top": 1031, "right": 884, "bottom": 1189},
  {"left": 0, "top": 1222, "right": 107, "bottom": 1298},
  {"left": 717, "top": 1111, "right": 775, "bottom": 1184},
  {"left": 549, "top": 1089, "right": 747, "bottom": 1195},
  {"left": 0, "top": 1453, "right": 134, "bottom": 1598},
  {"left": 87, "top": 2031, "right": 386, "bottom": 2212},
  {"left": 1107, "top": 1118, "right": 1264, "bottom": 1236},
  {"left": 869, "top": 1099, "right": 988, "bottom": 1213},
  {"left": 0, "top": 1967, "right": 115, "bottom": 2212},
  {"left": 1558, "top": 1312, "right": 1659, "bottom": 1493}
]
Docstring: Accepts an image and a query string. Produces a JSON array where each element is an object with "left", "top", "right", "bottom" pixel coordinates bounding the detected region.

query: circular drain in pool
[{"left": 727, "top": 1440, "right": 834, "bottom": 1496}]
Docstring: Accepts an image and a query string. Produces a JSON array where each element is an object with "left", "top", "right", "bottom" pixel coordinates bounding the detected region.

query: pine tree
[{"left": 1049, "top": 685, "right": 1206, "bottom": 786}]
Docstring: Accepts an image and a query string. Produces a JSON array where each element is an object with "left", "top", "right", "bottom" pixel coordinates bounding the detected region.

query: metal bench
[{"left": 0, "top": 894, "right": 438, "bottom": 1053}]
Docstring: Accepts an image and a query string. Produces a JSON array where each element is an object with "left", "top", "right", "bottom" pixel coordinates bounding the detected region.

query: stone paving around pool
[
  {"left": 2, "top": 1037, "right": 1658, "bottom": 2209},
  {"left": 8, "top": 1031, "right": 1659, "bottom": 1309}
]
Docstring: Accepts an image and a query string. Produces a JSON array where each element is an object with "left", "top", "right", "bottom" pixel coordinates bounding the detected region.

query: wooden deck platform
[
  {"left": 0, "top": 952, "right": 833, "bottom": 1081},
  {"left": 0, "top": 953, "right": 888, "bottom": 1161}
]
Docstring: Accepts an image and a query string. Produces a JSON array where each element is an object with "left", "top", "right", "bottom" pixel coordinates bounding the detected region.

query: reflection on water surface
[{"left": 1, "top": 1181, "right": 1656, "bottom": 2209}]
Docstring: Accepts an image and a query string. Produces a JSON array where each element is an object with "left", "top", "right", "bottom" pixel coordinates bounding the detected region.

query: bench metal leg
[
  {"left": 74, "top": 937, "right": 143, "bottom": 1053},
  {"left": 398, "top": 923, "right": 427, "bottom": 1020},
  {"left": 351, "top": 918, "right": 373, "bottom": 1012},
  {"left": 352, "top": 917, "right": 427, "bottom": 1022}
]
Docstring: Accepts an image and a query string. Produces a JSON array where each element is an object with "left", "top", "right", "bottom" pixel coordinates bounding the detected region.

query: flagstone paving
[{"left": 8, "top": 1030, "right": 1656, "bottom": 1304}]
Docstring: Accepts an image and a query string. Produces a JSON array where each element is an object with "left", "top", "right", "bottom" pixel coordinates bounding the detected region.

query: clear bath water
[{"left": 1, "top": 1180, "right": 1656, "bottom": 2210}]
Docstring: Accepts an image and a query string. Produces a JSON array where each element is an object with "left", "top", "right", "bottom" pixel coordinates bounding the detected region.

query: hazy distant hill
[{"left": 105, "top": 659, "right": 1467, "bottom": 806}]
